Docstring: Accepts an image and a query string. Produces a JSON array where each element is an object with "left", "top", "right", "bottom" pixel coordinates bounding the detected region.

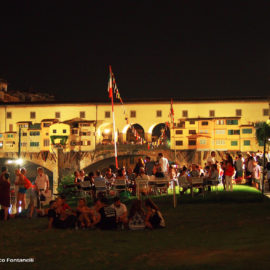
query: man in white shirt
[
  {"left": 35, "top": 167, "right": 50, "bottom": 208},
  {"left": 206, "top": 151, "right": 216, "bottom": 166},
  {"left": 158, "top": 153, "right": 169, "bottom": 174},
  {"left": 110, "top": 196, "right": 128, "bottom": 228}
]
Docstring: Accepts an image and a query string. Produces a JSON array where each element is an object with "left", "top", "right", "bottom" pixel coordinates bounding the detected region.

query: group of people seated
[{"left": 48, "top": 196, "right": 165, "bottom": 231}]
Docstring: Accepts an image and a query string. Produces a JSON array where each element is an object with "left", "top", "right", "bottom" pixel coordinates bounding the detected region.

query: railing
[{"left": 95, "top": 143, "right": 170, "bottom": 152}]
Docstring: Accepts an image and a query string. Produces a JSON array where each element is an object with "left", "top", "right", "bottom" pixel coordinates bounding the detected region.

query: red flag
[
  {"left": 108, "top": 66, "right": 113, "bottom": 98},
  {"left": 169, "top": 98, "right": 175, "bottom": 128}
]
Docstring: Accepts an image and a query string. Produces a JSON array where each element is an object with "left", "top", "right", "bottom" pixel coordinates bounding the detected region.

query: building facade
[{"left": 0, "top": 97, "right": 269, "bottom": 154}]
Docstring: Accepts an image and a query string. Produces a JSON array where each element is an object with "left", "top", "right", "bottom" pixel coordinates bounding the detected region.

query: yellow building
[{"left": 0, "top": 97, "right": 268, "bottom": 153}]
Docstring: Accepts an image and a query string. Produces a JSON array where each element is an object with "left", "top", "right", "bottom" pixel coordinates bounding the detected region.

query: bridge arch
[
  {"left": 126, "top": 124, "right": 145, "bottom": 143},
  {"left": 151, "top": 123, "right": 170, "bottom": 145}
]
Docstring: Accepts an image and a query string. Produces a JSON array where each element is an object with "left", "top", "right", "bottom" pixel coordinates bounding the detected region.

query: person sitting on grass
[
  {"left": 48, "top": 198, "right": 77, "bottom": 229},
  {"left": 97, "top": 197, "right": 117, "bottom": 230},
  {"left": 76, "top": 198, "right": 94, "bottom": 228},
  {"left": 110, "top": 196, "right": 128, "bottom": 229},
  {"left": 128, "top": 199, "right": 146, "bottom": 230},
  {"left": 145, "top": 198, "right": 165, "bottom": 229}
]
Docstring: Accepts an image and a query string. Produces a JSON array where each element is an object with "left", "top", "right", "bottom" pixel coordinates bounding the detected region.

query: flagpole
[{"left": 109, "top": 65, "right": 119, "bottom": 169}]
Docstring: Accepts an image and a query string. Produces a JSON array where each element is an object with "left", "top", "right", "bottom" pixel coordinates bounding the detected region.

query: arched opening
[
  {"left": 96, "top": 123, "right": 114, "bottom": 145},
  {"left": 126, "top": 124, "right": 145, "bottom": 144},
  {"left": 152, "top": 123, "right": 170, "bottom": 145}
]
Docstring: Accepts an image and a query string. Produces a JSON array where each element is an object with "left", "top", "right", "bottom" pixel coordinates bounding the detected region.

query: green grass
[{"left": 1, "top": 185, "right": 270, "bottom": 270}]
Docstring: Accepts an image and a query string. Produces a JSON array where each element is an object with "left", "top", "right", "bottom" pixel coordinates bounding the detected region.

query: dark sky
[{"left": 1, "top": 0, "right": 270, "bottom": 101}]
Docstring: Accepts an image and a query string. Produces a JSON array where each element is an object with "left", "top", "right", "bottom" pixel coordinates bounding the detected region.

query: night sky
[{"left": 1, "top": 1, "right": 270, "bottom": 102}]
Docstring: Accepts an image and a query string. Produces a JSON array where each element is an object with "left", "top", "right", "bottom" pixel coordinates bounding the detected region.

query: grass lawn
[{"left": 1, "top": 185, "right": 270, "bottom": 270}]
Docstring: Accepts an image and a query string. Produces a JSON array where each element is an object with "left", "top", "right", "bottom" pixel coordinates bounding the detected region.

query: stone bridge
[{"left": 0, "top": 145, "right": 227, "bottom": 194}]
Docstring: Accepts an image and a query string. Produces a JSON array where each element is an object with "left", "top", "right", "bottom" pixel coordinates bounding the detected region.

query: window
[
  {"left": 130, "top": 111, "right": 136, "bottom": 118},
  {"left": 177, "top": 121, "right": 185, "bottom": 128},
  {"left": 176, "top": 140, "right": 183, "bottom": 146},
  {"left": 55, "top": 112, "right": 61, "bottom": 118},
  {"left": 80, "top": 132, "right": 91, "bottom": 136},
  {"left": 80, "top": 123, "right": 90, "bottom": 127},
  {"left": 188, "top": 139, "right": 196, "bottom": 146},
  {"left": 236, "top": 109, "right": 242, "bottom": 116},
  {"left": 242, "top": 128, "right": 252, "bottom": 134},
  {"left": 226, "top": 119, "right": 238, "bottom": 125},
  {"left": 189, "top": 130, "right": 196, "bottom": 135},
  {"left": 46, "top": 133, "right": 49, "bottom": 136},
  {"left": 199, "top": 139, "right": 207, "bottom": 145},
  {"left": 30, "top": 142, "right": 39, "bottom": 147},
  {"left": 6, "top": 112, "right": 12, "bottom": 119},
  {"left": 43, "top": 123, "right": 51, "bottom": 127},
  {"left": 9, "top": 124, "right": 13, "bottom": 132},
  {"left": 189, "top": 120, "right": 195, "bottom": 125},
  {"left": 244, "top": 140, "right": 250, "bottom": 146},
  {"left": 175, "top": 130, "right": 183, "bottom": 135},
  {"left": 22, "top": 132, "right": 27, "bottom": 136},
  {"left": 156, "top": 110, "right": 162, "bottom": 117},
  {"left": 182, "top": 110, "right": 188, "bottom": 117},
  {"left": 216, "top": 120, "right": 224, "bottom": 125},
  {"left": 216, "top": 140, "right": 225, "bottom": 145},
  {"left": 231, "top": 141, "right": 238, "bottom": 146},
  {"left": 20, "top": 142, "right": 27, "bottom": 147},
  {"left": 63, "top": 129, "right": 67, "bottom": 134},
  {"left": 80, "top": 111, "right": 86, "bottom": 118},
  {"left": 105, "top": 111, "right": 111, "bottom": 118},
  {"left": 216, "top": 130, "right": 226, "bottom": 134},
  {"left": 30, "top": 112, "right": 36, "bottom": 119},
  {"left": 72, "top": 129, "right": 78, "bottom": 135},
  {"left": 228, "top": 130, "right": 240, "bottom": 135},
  {"left": 7, "top": 134, "right": 13, "bottom": 138},
  {"left": 43, "top": 139, "right": 50, "bottom": 146},
  {"left": 209, "top": 110, "right": 215, "bottom": 117},
  {"left": 53, "top": 129, "right": 57, "bottom": 134},
  {"left": 199, "top": 130, "right": 208, "bottom": 134},
  {"left": 201, "top": 121, "right": 208, "bottom": 126},
  {"left": 87, "top": 141, "right": 91, "bottom": 146},
  {"left": 263, "top": 109, "right": 269, "bottom": 116},
  {"left": 30, "top": 131, "right": 40, "bottom": 136}
]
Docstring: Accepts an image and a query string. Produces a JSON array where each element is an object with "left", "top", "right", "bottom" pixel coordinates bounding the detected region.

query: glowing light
[
  {"left": 15, "top": 159, "right": 23, "bottom": 165},
  {"left": 7, "top": 160, "right": 13, "bottom": 164},
  {"left": 104, "top": 128, "right": 111, "bottom": 134}
]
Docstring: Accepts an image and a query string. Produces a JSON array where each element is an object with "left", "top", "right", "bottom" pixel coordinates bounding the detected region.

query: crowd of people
[
  {"left": 48, "top": 196, "right": 165, "bottom": 230},
  {"left": 0, "top": 150, "right": 269, "bottom": 227}
]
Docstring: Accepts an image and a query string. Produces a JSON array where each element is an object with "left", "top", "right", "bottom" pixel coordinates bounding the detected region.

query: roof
[
  {"left": 178, "top": 117, "right": 241, "bottom": 121},
  {"left": 41, "top": 119, "right": 59, "bottom": 123},
  {"left": 0, "top": 96, "right": 269, "bottom": 106}
]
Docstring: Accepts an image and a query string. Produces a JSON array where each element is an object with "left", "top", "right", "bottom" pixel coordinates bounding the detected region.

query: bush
[{"left": 57, "top": 175, "right": 76, "bottom": 198}]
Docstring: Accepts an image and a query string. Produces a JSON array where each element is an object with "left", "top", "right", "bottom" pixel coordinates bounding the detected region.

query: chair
[
  {"left": 135, "top": 179, "right": 148, "bottom": 199},
  {"left": 190, "top": 177, "right": 205, "bottom": 197},
  {"left": 113, "top": 179, "right": 127, "bottom": 195},
  {"left": 79, "top": 181, "right": 92, "bottom": 199},
  {"left": 178, "top": 176, "right": 191, "bottom": 195},
  {"left": 94, "top": 180, "right": 107, "bottom": 197},
  {"left": 154, "top": 178, "right": 169, "bottom": 195}
]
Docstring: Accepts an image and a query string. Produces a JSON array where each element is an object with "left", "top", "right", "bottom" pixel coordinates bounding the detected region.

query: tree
[{"left": 255, "top": 121, "right": 270, "bottom": 147}]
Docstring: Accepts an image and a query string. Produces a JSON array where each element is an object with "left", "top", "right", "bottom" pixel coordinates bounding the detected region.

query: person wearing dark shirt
[
  {"left": 0, "top": 171, "right": 11, "bottom": 221},
  {"left": 97, "top": 197, "right": 117, "bottom": 230},
  {"left": 145, "top": 156, "right": 155, "bottom": 176}
]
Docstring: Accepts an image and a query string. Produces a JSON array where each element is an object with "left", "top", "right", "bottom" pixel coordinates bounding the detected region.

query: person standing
[
  {"left": 225, "top": 160, "right": 235, "bottom": 191},
  {"left": 158, "top": 153, "right": 169, "bottom": 174},
  {"left": 145, "top": 156, "right": 155, "bottom": 176},
  {"left": 206, "top": 151, "right": 216, "bottom": 166},
  {"left": 35, "top": 167, "right": 50, "bottom": 209},
  {"left": 0, "top": 171, "right": 11, "bottom": 221}
]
